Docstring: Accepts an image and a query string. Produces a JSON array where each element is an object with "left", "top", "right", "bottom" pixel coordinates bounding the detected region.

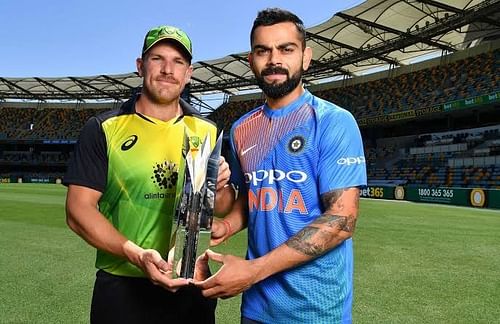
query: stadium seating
[
  {"left": 1, "top": 48, "right": 499, "bottom": 188},
  {"left": 211, "top": 49, "right": 499, "bottom": 129},
  {"left": 366, "top": 125, "right": 500, "bottom": 188}
]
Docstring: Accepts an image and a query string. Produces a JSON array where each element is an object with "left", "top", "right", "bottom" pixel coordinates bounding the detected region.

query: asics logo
[{"left": 121, "top": 135, "right": 138, "bottom": 151}]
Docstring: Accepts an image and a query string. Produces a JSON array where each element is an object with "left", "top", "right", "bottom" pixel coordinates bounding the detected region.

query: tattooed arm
[
  {"left": 194, "top": 187, "right": 360, "bottom": 298},
  {"left": 286, "top": 187, "right": 359, "bottom": 257}
]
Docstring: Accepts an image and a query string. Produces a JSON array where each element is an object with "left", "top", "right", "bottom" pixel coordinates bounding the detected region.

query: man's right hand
[
  {"left": 124, "top": 241, "right": 190, "bottom": 292},
  {"left": 66, "top": 186, "right": 191, "bottom": 292}
]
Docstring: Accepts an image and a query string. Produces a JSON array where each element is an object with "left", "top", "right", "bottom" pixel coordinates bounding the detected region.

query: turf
[
  {"left": 0, "top": 184, "right": 498, "bottom": 323},
  {"left": 354, "top": 199, "right": 500, "bottom": 323}
]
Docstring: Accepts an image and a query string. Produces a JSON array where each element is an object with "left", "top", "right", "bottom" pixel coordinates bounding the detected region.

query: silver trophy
[{"left": 169, "top": 130, "right": 223, "bottom": 279}]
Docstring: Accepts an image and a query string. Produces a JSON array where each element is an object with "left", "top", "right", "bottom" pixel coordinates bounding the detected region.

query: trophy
[{"left": 169, "top": 130, "right": 223, "bottom": 278}]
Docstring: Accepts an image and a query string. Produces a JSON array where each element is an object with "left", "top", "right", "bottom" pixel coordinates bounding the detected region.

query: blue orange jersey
[{"left": 229, "top": 90, "right": 367, "bottom": 323}]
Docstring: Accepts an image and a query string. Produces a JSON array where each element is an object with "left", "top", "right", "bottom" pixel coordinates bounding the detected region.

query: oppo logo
[
  {"left": 337, "top": 156, "right": 365, "bottom": 166},
  {"left": 245, "top": 169, "right": 307, "bottom": 186},
  {"left": 121, "top": 135, "right": 138, "bottom": 151}
]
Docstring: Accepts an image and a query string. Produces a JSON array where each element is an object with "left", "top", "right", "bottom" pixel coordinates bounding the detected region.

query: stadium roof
[{"left": 1, "top": 0, "right": 499, "bottom": 106}]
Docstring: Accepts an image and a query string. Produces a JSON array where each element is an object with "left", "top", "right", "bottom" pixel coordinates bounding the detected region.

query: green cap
[{"left": 142, "top": 25, "right": 192, "bottom": 60}]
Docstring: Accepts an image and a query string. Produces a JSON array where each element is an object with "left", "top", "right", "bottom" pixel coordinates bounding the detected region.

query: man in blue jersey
[{"left": 195, "top": 8, "right": 367, "bottom": 324}]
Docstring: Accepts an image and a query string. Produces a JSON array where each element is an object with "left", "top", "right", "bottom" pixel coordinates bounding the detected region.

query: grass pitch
[{"left": 0, "top": 184, "right": 498, "bottom": 323}]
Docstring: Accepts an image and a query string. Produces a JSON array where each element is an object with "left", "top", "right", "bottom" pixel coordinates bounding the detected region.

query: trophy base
[{"left": 171, "top": 228, "right": 211, "bottom": 279}]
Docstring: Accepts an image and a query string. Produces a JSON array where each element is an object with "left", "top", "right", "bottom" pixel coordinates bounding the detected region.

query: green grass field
[{"left": 0, "top": 183, "right": 499, "bottom": 323}]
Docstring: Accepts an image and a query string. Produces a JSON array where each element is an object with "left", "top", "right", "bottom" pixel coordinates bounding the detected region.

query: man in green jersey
[{"left": 64, "top": 25, "right": 234, "bottom": 324}]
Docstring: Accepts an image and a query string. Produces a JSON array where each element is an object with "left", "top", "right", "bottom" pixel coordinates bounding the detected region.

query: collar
[
  {"left": 262, "top": 89, "right": 312, "bottom": 118},
  {"left": 118, "top": 92, "right": 200, "bottom": 119}
]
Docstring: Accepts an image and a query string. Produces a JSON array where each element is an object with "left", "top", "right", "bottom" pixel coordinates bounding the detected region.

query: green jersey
[{"left": 64, "top": 94, "right": 217, "bottom": 277}]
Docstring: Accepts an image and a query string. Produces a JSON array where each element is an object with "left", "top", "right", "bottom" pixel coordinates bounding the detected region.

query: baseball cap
[{"left": 142, "top": 25, "right": 192, "bottom": 60}]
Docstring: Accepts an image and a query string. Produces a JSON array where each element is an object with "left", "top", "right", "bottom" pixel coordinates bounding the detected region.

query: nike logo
[{"left": 241, "top": 144, "right": 257, "bottom": 156}]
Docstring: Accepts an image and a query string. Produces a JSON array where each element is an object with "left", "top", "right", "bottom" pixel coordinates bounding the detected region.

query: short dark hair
[{"left": 250, "top": 8, "right": 306, "bottom": 49}]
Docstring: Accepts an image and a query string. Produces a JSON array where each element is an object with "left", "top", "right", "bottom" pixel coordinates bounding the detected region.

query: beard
[{"left": 255, "top": 66, "right": 303, "bottom": 99}]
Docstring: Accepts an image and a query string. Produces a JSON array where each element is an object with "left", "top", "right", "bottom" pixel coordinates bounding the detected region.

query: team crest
[
  {"left": 288, "top": 136, "right": 305, "bottom": 154},
  {"left": 190, "top": 136, "right": 201, "bottom": 148},
  {"left": 190, "top": 136, "right": 201, "bottom": 152}
]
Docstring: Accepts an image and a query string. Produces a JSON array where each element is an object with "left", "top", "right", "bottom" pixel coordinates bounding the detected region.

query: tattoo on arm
[
  {"left": 286, "top": 213, "right": 356, "bottom": 257},
  {"left": 286, "top": 188, "right": 359, "bottom": 257},
  {"left": 286, "top": 227, "right": 324, "bottom": 257},
  {"left": 321, "top": 188, "right": 345, "bottom": 211},
  {"left": 314, "top": 213, "right": 356, "bottom": 232}
]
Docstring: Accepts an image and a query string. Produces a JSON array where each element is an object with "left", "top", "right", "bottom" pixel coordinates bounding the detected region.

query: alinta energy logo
[{"left": 148, "top": 161, "right": 179, "bottom": 200}]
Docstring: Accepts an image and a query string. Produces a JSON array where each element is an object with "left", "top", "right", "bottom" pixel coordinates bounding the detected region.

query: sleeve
[
  {"left": 317, "top": 109, "right": 367, "bottom": 194},
  {"left": 228, "top": 125, "right": 246, "bottom": 191},
  {"left": 63, "top": 116, "right": 108, "bottom": 192}
]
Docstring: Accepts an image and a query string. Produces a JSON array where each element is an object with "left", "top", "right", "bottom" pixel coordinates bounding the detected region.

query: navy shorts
[{"left": 90, "top": 270, "right": 216, "bottom": 324}]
